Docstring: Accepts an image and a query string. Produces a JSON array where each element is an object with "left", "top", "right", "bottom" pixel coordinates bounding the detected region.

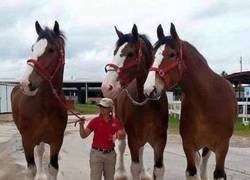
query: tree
[{"left": 221, "top": 71, "right": 228, "bottom": 77}]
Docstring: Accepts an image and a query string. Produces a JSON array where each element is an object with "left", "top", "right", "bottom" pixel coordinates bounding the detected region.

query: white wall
[{"left": 0, "top": 84, "right": 15, "bottom": 113}]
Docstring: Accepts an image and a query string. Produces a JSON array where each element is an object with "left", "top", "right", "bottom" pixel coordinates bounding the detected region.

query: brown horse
[
  {"left": 101, "top": 24, "right": 169, "bottom": 180},
  {"left": 144, "top": 23, "right": 237, "bottom": 180},
  {"left": 11, "top": 21, "right": 67, "bottom": 180}
]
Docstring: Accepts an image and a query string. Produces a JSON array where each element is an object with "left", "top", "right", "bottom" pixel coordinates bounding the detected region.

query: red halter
[
  {"left": 149, "top": 41, "right": 186, "bottom": 90},
  {"left": 27, "top": 39, "right": 65, "bottom": 81},
  {"left": 105, "top": 41, "right": 143, "bottom": 87},
  {"left": 26, "top": 38, "right": 84, "bottom": 124}
]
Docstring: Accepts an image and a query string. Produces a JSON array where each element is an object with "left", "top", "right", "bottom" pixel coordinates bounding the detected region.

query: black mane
[
  {"left": 116, "top": 34, "right": 152, "bottom": 51},
  {"left": 154, "top": 36, "right": 208, "bottom": 64},
  {"left": 37, "top": 27, "right": 65, "bottom": 44},
  {"left": 154, "top": 36, "right": 176, "bottom": 50},
  {"left": 116, "top": 33, "right": 153, "bottom": 68}
]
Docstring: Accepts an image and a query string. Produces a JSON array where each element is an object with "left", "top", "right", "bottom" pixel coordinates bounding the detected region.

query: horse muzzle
[{"left": 20, "top": 80, "right": 39, "bottom": 96}]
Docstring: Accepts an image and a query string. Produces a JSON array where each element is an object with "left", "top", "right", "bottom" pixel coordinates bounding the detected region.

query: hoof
[
  {"left": 141, "top": 172, "right": 152, "bottom": 180},
  {"left": 35, "top": 174, "right": 48, "bottom": 180},
  {"left": 114, "top": 171, "right": 128, "bottom": 180}
]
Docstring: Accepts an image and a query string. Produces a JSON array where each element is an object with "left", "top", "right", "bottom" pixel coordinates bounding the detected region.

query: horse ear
[
  {"left": 170, "top": 22, "right": 179, "bottom": 40},
  {"left": 53, "top": 21, "right": 60, "bottom": 35},
  {"left": 132, "top": 24, "right": 138, "bottom": 40},
  {"left": 114, "top": 26, "right": 123, "bottom": 39},
  {"left": 35, "top": 21, "right": 43, "bottom": 35},
  {"left": 157, "top": 24, "right": 165, "bottom": 40}
]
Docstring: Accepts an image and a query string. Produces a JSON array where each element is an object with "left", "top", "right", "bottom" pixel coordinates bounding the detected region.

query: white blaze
[
  {"left": 102, "top": 43, "right": 128, "bottom": 98},
  {"left": 20, "top": 39, "right": 48, "bottom": 85},
  {"left": 144, "top": 44, "right": 165, "bottom": 96}
]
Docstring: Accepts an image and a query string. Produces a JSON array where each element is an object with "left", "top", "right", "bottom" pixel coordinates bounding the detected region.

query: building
[{"left": 0, "top": 79, "right": 102, "bottom": 113}]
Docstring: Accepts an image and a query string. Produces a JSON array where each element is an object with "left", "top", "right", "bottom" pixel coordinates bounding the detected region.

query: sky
[{"left": 0, "top": 0, "right": 249, "bottom": 81}]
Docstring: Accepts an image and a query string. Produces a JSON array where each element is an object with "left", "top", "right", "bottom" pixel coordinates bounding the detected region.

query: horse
[
  {"left": 101, "top": 24, "right": 169, "bottom": 180},
  {"left": 144, "top": 23, "right": 237, "bottom": 180},
  {"left": 11, "top": 21, "right": 67, "bottom": 180}
]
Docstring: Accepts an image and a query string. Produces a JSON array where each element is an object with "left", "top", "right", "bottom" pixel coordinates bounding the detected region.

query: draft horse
[
  {"left": 144, "top": 23, "right": 237, "bottom": 180},
  {"left": 101, "top": 24, "right": 169, "bottom": 180},
  {"left": 11, "top": 21, "right": 67, "bottom": 180}
]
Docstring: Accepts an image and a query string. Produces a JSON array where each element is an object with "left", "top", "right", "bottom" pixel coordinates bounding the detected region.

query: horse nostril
[
  {"left": 108, "top": 85, "right": 113, "bottom": 91},
  {"left": 28, "top": 83, "right": 36, "bottom": 91}
]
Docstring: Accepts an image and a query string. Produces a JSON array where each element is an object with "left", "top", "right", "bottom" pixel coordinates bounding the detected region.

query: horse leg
[
  {"left": 213, "top": 141, "right": 229, "bottom": 180},
  {"left": 200, "top": 147, "right": 211, "bottom": 180},
  {"left": 34, "top": 142, "right": 47, "bottom": 180},
  {"left": 128, "top": 141, "right": 141, "bottom": 180},
  {"left": 48, "top": 141, "right": 62, "bottom": 180},
  {"left": 22, "top": 139, "right": 37, "bottom": 180},
  {"left": 183, "top": 145, "right": 201, "bottom": 180},
  {"left": 114, "top": 138, "right": 128, "bottom": 180},
  {"left": 152, "top": 139, "right": 166, "bottom": 180},
  {"left": 138, "top": 146, "right": 151, "bottom": 180}
]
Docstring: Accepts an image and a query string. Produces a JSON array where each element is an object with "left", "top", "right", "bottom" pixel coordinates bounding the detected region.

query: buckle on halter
[{"left": 159, "top": 70, "right": 165, "bottom": 77}]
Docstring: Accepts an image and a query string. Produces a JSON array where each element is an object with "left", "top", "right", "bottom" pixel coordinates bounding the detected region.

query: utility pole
[{"left": 240, "top": 56, "right": 242, "bottom": 72}]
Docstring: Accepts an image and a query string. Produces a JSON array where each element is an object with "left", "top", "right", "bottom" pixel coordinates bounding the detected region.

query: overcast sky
[{"left": 0, "top": 0, "right": 249, "bottom": 81}]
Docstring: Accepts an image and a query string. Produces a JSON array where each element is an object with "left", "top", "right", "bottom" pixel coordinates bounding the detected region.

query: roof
[{"left": 225, "top": 71, "right": 250, "bottom": 85}]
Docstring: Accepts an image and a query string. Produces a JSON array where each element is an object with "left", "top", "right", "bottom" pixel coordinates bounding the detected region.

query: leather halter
[
  {"left": 104, "top": 41, "right": 143, "bottom": 87},
  {"left": 149, "top": 41, "right": 186, "bottom": 90}
]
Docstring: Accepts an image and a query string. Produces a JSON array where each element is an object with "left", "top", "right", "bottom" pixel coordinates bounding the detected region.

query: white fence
[{"left": 169, "top": 101, "right": 250, "bottom": 126}]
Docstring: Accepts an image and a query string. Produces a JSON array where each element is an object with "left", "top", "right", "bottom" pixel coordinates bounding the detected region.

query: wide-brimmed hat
[{"left": 97, "top": 98, "right": 114, "bottom": 108}]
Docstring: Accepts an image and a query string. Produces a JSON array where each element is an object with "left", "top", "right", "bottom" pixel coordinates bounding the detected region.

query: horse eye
[
  {"left": 169, "top": 53, "right": 175, "bottom": 58},
  {"left": 48, "top": 48, "right": 55, "bottom": 53},
  {"left": 127, "top": 52, "right": 134, "bottom": 58}
]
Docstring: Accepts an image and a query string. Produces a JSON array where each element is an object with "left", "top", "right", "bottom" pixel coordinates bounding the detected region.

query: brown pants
[{"left": 89, "top": 149, "right": 116, "bottom": 180}]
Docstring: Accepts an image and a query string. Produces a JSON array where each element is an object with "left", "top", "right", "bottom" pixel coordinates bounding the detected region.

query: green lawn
[
  {"left": 234, "top": 118, "right": 250, "bottom": 136},
  {"left": 168, "top": 115, "right": 250, "bottom": 136},
  {"left": 74, "top": 103, "right": 99, "bottom": 114},
  {"left": 74, "top": 103, "right": 250, "bottom": 136}
]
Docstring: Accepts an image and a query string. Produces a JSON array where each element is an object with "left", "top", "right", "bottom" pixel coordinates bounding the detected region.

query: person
[{"left": 79, "top": 97, "right": 125, "bottom": 180}]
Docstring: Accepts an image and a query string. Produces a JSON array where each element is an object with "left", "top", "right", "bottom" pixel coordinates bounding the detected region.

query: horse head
[
  {"left": 144, "top": 23, "right": 186, "bottom": 98},
  {"left": 20, "top": 21, "right": 65, "bottom": 96},
  {"left": 102, "top": 24, "right": 152, "bottom": 99}
]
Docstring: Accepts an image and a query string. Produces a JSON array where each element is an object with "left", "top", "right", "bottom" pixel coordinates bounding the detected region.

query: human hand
[{"left": 74, "top": 116, "right": 86, "bottom": 127}]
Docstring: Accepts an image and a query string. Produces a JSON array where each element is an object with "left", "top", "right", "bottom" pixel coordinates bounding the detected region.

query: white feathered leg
[
  {"left": 200, "top": 149, "right": 211, "bottom": 180},
  {"left": 139, "top": 146, "right": 151, "bottom": 180},
  {"left": 114, "top": 139, "right": 127, "bottom": 180},
  {"left": 34, "top": 142, "right": 47, "bottom": 180}
]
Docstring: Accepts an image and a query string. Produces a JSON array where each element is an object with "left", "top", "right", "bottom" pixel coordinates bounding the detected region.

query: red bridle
[
  {"left": 149, "top": 41, "right": 186, "bottom": 90},
  {"left": 27, "top": 39, "right": 65, "bottom": 81},
  {"left": 104, "top": 41, "right": 143, "bottom": 87},
  {"left": 26, "top": 38, "right": 85, "bottom": 124}
]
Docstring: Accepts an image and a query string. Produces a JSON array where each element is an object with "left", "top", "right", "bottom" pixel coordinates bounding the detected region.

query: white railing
[{"left": 169, "top": 101, "right": 250, "bottom": 126}]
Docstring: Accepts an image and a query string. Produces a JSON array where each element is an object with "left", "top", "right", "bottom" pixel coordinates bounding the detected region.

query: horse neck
[
  {"left": 40, "top": 65, "right": 64, "bottom": 96},
  {"left": 180, "top": 42, "right": 213, "bottom": 98}
]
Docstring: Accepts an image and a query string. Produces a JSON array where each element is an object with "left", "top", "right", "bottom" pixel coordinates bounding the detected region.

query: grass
[
  {"left": 233, "top": 118, "right": 250, "bottom": 136},
  {"left": 74, "top": 103, "right": 250, "bottom": 136},
  {"left": 168, "top": 115, "right": 250, "bottom": 136},
  {"left": 74, "top": 103, "right": 99, "bottom": 114}
]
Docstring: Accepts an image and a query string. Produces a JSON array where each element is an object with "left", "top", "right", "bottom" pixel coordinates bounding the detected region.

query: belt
[{"left": 92, "top": 147, "right": 114, "bottom": 153}]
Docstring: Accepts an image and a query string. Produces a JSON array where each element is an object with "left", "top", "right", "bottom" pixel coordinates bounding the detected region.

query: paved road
[{"left": 0, "top": 115, "right": 250, "bottom": 180}]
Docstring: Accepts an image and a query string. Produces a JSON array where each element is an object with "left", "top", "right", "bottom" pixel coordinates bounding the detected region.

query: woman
[{"left": 79, "top": 98, "right": 125, "bottom": 180}]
